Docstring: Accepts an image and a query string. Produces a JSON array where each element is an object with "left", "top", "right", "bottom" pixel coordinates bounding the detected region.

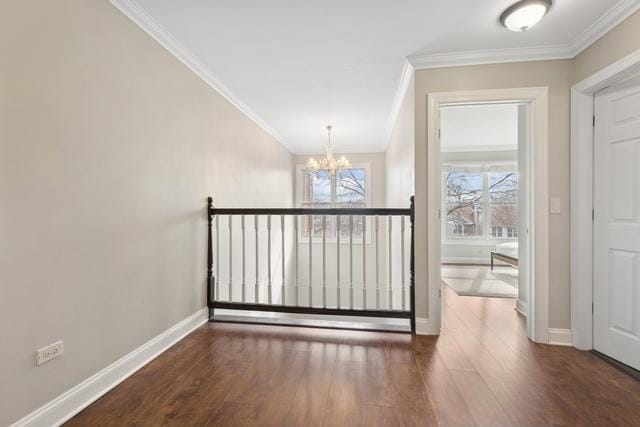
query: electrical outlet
[{"left": 36, "top": 341, "right": 63, "bottom": 366}]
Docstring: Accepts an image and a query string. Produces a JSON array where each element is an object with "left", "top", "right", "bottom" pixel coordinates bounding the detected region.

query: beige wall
[
  {"left": 573, "top": 10, "right": 640, "bottom": 83},
  {"left": 385, "top": 76, "right": 415, "bottom": 208},
  {"left": 0, "top": 1, "right": 292, "bottom": 424},
  {"left": 413, "top": 60, "right": 573, "bottom": 327},
  {"left": 411, "top": 10, "right": 640, "bottom": 331}
]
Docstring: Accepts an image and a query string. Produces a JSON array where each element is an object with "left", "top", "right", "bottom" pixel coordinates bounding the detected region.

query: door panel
[{"left": 593, "top": 74, "right": 640, "bottom": 370}]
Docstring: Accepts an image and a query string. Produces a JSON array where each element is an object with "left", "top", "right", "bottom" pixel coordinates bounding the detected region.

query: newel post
[
  {"left": 409, "top": 196, "right": 416, "bottom": 333},
  {"left": 207, "top": 197, "right": 215, "bottom": 320}
]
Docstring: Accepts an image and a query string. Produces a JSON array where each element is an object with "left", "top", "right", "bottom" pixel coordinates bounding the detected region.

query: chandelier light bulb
[{"left": 306, "top": 125, "right": 350, "bottom": 175}]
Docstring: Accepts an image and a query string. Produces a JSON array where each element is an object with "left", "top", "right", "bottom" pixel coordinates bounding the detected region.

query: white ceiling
[
  {"left": 122, "top": 0, "right": 631, "bottom": 154},
  {"left": 441, "top": 104, "right": 518, "bottom": 152}
]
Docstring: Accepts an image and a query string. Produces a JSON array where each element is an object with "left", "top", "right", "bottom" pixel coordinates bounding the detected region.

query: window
[
  {"left": 444, "top": 168, "right": 518, "bottom": 240},
  {"left": 444, "top": 172, "right": 484, "bottom": 238},
  {"left": 489, "top": 172, "right": 518, "bottom": 239},
  {"left": 300, "top": 166, "right": 368, "bottom": 238}
]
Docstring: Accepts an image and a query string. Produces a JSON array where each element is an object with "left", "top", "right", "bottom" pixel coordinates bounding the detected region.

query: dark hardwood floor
[{"left": 67, "top": 286, "right": 640, "bottom": 426}]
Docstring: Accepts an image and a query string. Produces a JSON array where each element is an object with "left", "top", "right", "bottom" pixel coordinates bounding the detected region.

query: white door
[{"left": 593, "top": 74, "right": 640, "bottom": 370}]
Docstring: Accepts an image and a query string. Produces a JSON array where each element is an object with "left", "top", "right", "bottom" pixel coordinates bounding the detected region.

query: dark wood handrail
[
  {"left": 209, "top": 207, "right": 410, "bottom": 216},
  {"left": 206, "top": 196, "right": 416, "bottom": 333}
]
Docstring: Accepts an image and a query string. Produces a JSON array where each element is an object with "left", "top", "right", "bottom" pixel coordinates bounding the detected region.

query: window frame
[
  {"left": 441, "top": 162, "right": 518, "bottom": 244},
  {"left": 295, "top": 162, "right": 371, "bottom": 244}
]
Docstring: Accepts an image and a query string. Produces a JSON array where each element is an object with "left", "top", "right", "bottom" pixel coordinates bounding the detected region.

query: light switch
[{"left": 550, "top": 197, "right": 561, "bottom": 214}]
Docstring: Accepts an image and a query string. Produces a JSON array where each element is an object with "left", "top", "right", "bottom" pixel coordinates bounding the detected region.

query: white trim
[
  {"left": 442, "top": 257, "right": 490, "bottom": 265},
  {"left": 385, "top": 60, "right": 415, "bottom": 142},
  {"left": 408, "top": 0, "right": 640, "bottom": 70},
  {"left": 516, "top": 299, "right": 528, "bottom": 317},
  {"left": 548, "top": 328, "right": 573, "bottom": 346},
  {"left": 409, "top": 45, "right": 572, "bottom": 70},
  {"left": 107, "top": 0, "right": 285, "bottom": 147},
  {"left": 11, "top": 308, "right": 208, "bottom": 427},
  {"left": 570, "top": 48, "right": 640, "bottom": 351},
  {"left": 569, "top": 0, "right": 640, "bottom": 56},
  {"left": 415, "top": 317, "right": 440, "bottom": 335},
  {"left": 427, "top": 87, "right": 549, "bottom": 343},
  {"left": 441, "top": 144, "right": 519, "bottom": 153},
  {"left": 110, "top": 0, "right": 638, "bottom": 159},
  {"left": 294, "top": 147, "right": 386, "bottom": 155}
]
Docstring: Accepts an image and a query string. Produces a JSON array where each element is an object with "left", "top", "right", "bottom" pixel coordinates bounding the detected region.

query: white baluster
[
  {"left": 309, "top": 215, "right": 313, "bottom": 307},
  {"left": 401, "top": 216, "right": 406, "bottom": 311},
  {"left": 242, "top": 215, "right": 246, "bottom": 303},
  {"left": 228, "top": 216, "right": 233, "bottom": 302},
  {"left": 322, "top": 215, "right": 326, "bottom": 308},
  {"left": 267, "top": 215, "right": 272, "bottom": 305},
  {"left": 349, "top": 215, "right": 353, "bottom": 310},
  {"left": 375, "top": 215, "right": 379, "bottom": 309},
  {"left": 295, "top": 215, "right": 299, "bottom": 306},
  {"left": 388, "top": 215, "right": 393, "bottom": 310},
  {"left": 362, "top": 215, "right": 366, "bottom": 310},
  {"left": 255, "top": 215, "right": 259, "bottom": 304},
  {"left": 337, "top": 215, "right": 341, "bottom": 309},
  {"left": 281, "top": 214, "right": 285, "bottom": 306},
  {"left": 215, "top": 215, "right": 220, "bottom": 301}
]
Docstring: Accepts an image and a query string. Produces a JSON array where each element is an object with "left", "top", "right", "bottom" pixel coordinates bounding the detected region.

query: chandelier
[{"left": 306, "top": 125, "right": 350, "bottom": 175}]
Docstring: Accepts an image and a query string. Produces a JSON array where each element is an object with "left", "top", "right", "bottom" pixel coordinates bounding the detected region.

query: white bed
[{"left": 491, "top": 242, "right": 518, "bottom": 269}]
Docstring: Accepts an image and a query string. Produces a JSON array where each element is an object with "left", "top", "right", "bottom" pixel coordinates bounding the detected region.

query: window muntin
[
  {"left": 443, "top": 167, "right": 518, "bottom": 241},
  {"left": 301, "top": 167, "right": 368, "bottom": 239},
  {"left": 445, "top": 172, "right": 484, "bottom": 238},
  {"left": 489, "top": 172, "right": 518, "bottom": 239}
]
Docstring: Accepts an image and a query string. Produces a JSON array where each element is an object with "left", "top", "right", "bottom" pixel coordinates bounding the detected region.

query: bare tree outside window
[
  {"left": 444, "top": 170, "right": 518, "bottom": 240},
  {"left": 302, "top": 168, "right": 366, "bottom": 238},
  {"left": 445, "top": 172, "right": 484, "bottom": 238},
  {"left": 489, "top": 172, "right": 518, "bottom": 238}
]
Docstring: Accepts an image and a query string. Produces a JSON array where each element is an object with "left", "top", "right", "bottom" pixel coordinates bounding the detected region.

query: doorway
[
  {"left": 426, "top": 87, "right": 549, "bottom": 343},
  {"left": 439, "top": 103, "right": 526, "bottom": 314}
]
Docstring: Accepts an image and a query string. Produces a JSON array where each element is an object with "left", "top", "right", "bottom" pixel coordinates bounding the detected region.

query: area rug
[{"left": 441, "top": 265, "right": 518, "bottom": 298}]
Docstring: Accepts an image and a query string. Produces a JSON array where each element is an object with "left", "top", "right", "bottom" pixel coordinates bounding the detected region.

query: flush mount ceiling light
[{"left": 500, "top": 0, "right": 552, "bottom": 32}]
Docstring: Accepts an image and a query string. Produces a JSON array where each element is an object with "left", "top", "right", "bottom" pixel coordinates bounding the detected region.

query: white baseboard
[
  {"left": 415, "top": 317, "right": 440, "bottom": 335},
  {"left": 11, "top": 308, "right": 208, "bottom": 427},
  {"left": 516, "top": 299, "right": 528, "bottom": 317},
  {"left": 548, "top": 328, "right": 573, "bottom": 346},
  {"left": 441, "top": 257, "right": 490, "bottom": 265}
]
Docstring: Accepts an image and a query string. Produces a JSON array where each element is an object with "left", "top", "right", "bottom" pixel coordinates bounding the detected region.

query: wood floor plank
[
  {"left": 449, "top": 370, "right": 514, "bottom": 427},
  {"left": 206, "top": 402, "right": 259, "bottom": 427},
  {"left": 66, "top": 290, "right": 640, "bottom": 427},
  {"left": 412, "top": 337, "right": 476, "bottom": 427},
  {"left": 362, "top": 404, "right": 435, "bottom": 426},
  {"left": 282, "top": 342, "right": 337, "bottom": 426},
  {"left": 432, "top": 332, "right": 475, "bottom": 372},
  {"left": 322, "top": 359, "right": 364, "bottom": 427}
]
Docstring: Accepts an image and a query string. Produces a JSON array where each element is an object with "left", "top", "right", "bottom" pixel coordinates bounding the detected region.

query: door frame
[
  {"left": 571, "top": 48, "right": 640, "bottom": 350},
  {"left": 427, "top": 87, "right": 549, "bottom": 343}
]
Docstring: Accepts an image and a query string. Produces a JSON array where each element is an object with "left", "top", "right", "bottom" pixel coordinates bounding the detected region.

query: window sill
[{"left": 443, "top": 239, "right": 517, "bottom": 246}]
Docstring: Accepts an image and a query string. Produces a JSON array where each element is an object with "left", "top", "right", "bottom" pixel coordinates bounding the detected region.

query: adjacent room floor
[
  {"left": 441, "top": 264, "right": 518, "bottom": 298},
  {"left": 67, "top": 287, "right": 640, "bottom": 426}
]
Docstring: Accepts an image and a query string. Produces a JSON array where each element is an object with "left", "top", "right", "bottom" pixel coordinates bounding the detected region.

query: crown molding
[
  {"left": 569, "top": 0, "right": 640, "bottom": 56},
  {"left": 385, "top": 60, "right": 414, "bottom": 141},
  {"left": 110, "top": 0, "right": 639, "bottom": 154},
  {"left": 408, "top": 0, "right": 640, "bottom": 70},
  {"left": 408, "top": 44, "right": 572, "bottom": 70},
  {"left": 108, "top": 0, "right": 285, "bottom": 147}
]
